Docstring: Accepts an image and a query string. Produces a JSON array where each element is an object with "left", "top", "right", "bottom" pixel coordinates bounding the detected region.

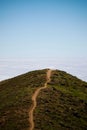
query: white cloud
[{"left": 0, "top": 58, "right": 87, "bottom": 82}]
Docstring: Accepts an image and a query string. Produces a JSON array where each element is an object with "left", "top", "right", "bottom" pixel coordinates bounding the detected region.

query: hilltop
[{"left": 0, "top": 69, "right": 87, "bottom": 130}]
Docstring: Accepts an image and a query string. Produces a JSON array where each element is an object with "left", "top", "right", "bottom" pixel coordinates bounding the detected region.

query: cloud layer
[{"left": 0, "top": 58, "right": 87, "bottom": 82}]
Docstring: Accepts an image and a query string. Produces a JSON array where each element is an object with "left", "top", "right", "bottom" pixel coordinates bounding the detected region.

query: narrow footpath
[{"left": 29, "top": 69, "right": 52, "bottom": 130}]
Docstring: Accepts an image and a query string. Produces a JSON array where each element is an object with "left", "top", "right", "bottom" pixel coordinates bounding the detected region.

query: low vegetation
[
  {"left": 0, "top": 69, "right": 87, "bottom": 130},
  {"left": 0, "top": 69, "right": 47, "bottom": 130},
  {"left": 34, "top": 70, "right": 87, "bottom": 130}
]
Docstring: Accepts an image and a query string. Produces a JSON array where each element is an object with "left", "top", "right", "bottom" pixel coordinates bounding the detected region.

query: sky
[{"left": 0, "top": 0, "right": 87, "bottom": 81}]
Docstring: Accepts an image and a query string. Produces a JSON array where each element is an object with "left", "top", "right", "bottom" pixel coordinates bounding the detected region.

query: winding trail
[{"left": 29, "top": 69, "right": 52, "bottom": 130}]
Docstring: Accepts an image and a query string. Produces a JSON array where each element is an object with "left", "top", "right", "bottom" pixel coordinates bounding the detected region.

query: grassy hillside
[
  {"left": 0, "top": 69, "right": 47, "bottom": 130},
  {"left": 0, "top": 69, "right": 87, "bottom": 130},
  {"left": 34, "top": 70, "right": 87, "bottom": 130}
]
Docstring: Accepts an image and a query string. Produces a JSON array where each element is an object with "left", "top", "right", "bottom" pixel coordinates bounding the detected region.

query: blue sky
[
  {"left": 0, "top": 0, "right": 87, "bottom": 81},
  {"left": 0, "top": 0, "right": 87, "bottom": 58}
]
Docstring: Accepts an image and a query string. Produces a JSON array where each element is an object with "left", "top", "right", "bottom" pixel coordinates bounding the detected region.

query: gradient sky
[
  {"left": 0, "top": 0, "right": 87, "bottom": 81},
  {"left": 0, "top": 0, "right": 87, "bottom": 59}
]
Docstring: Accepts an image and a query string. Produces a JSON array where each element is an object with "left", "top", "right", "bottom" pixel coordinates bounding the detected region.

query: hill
[
  {"left": 0, "top": 69, "right": 47, "bottom": 130},
  {"left": 0, "top": 69, "right": 87, "bottom": 130}
]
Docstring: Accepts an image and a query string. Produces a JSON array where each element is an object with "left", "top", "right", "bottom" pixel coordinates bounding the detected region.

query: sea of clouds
[{"left": 0, "top": 58, "right": 87, "bottom": 82}]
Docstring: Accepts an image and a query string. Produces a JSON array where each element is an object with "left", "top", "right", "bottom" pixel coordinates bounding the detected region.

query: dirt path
[{"left": 29, "top": 69, "right": 52, "bottom": 130}]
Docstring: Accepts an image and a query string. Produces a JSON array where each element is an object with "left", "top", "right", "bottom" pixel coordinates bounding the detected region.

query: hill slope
[
  {"left": 0, "top": 69, "right": 87, "bottom": 130},
  {"left": 34, "top": 70, "right": 87, "bottom": 130},
  {"left": 0, "top": 69, "right": 47, "bottom": 130}
]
